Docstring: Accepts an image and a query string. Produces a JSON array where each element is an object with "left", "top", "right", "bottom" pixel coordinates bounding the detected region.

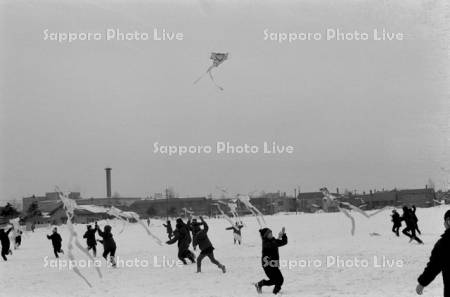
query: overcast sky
[{"left": 0, "top": 0, "right": 448, "bottom": 202}]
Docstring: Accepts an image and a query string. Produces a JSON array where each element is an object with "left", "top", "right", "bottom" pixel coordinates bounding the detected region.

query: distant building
[
  {"left": 48, "top": 203, "right": 110, "bottom": 225},
  {"left": 249, "top": 192, "right": 296, "bottom": 215},
  {"left": 77, "top": 197, "right": 141, "bottom": 208},
  {"left": 130, "top": 197, "right": 212, "bottom": 218},
  {"left": 297, "top": 192, "right": 327, "bottom": 213},
  {"left": 356, "top": 191, "right": 397, "bottom": 209},
  {"left": 22, "top": 192, "right": 81, "bottom": 213},
  {"left": 397, "top": 188, "right": 435, "bottom": 207}
]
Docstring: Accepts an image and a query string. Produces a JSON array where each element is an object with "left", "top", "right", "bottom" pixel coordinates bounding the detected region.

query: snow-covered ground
[{"left": 1, "top": 205, "right": 449, "bottom": 297}]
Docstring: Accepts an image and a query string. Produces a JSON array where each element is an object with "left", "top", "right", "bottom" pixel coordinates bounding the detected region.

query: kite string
[
  {"left": 208, "top": 69, "right": 224, "bottom": 91},
  {"left": 338, "top": 206, "right": 356, "bottom": 236}
]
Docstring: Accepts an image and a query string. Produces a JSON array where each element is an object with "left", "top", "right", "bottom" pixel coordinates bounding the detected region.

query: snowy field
[{"left": 1, "top": 205, "right": 449, "bottom": 297}]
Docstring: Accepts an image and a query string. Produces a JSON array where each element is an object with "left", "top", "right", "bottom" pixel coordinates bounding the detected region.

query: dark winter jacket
[
  {"left": 401, "top": 208, "right": 415, "bottom": 228},
  {"left": 418, "top": 228, "right": 450, "bottom": 297},
  {"left": 391, "top": 212, "right": 402, "bottom": 226},
  {"left": 187, "top": 219, "right": 202, "bottom": 237},
  {"left": 260, "top": 232, "right": 288, "bottom": 267},
  {"left": 0, "top": 228, "right": 13, "bottom": 249},
  {"left": 83, "top": 227, "right": 97, "bottom": 246},
  {"left": 163, "top": 222, "right": 173, "bottom": 235},
  {"left": 97, "top": 225, "right": 116, "bottom": 250},
  {"left": 192, "top": 220, "right": 213, "bottom": 252},
  {"left": 167, "top": 220, "right": 191, "bottom": 251},
  {"left": 226, "top": 224, "right": 243, "bottom": 236},
  {"left": 47, "top": 232, "right": 62, "bottom": 248}
]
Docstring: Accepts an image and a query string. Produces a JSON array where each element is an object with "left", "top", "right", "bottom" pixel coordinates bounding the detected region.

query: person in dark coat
[
  {"left": 401, "top": 206, "right": 423, "bottom": 244},
  {"left": 0, "top": 226, "right": 13, "bottom": 261},
  {"left": 193, "top": 216, "right": 226, "bottom": 273},
  {"left": 255, "top": 227, "right": 288, "bottom": 295},
  {"left": 226, "top": 222, "right": 244, "bottom": 244},
  {"left": 83, "top": 224, "right": 97, "bottom": 257},
  {"left": 187, "top": 218, "right": 202, "bottom": 250},
  {"left": 166, "top": 218, "right": 196, "bottom": 265},
  {"left": 163, "top": 220, "right": 173, "bottom": 239},
  {"left": 47, "top": 227, "right": 63, "bottom": 258},
  {"left": 411, "top": 205, "right": 422, "bottom": 235},
  {"left": 96, "top": 223, "right": 117, "bottom": 267},
  {"left": 391, "top": 210, "right": 402, "bottom": 237},
  {"left": 416, "top": 210, "right": 450, "bottom": 296}
]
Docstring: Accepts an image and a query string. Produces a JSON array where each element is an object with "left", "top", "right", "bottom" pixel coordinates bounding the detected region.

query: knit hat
[{"left": 259, "top": 228, "right": 272, "bottom": 238}]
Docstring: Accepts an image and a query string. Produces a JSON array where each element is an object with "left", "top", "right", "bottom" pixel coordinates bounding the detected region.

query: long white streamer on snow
[
  {"left": 320, "top": 187, "right": 391, "bottom": 236},
  {"left": 56, "top": 189, "right": 102, "bottom": 287}
]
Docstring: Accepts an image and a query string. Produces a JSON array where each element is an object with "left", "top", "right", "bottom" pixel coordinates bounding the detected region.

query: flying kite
[
  {"left": 319, "top": 187, "right": 390, "bottom": 235},
  {"left": 236, "top": 194, "right": 266, "bottom": 228},
  {"left": 56, "top": 189, "right": 102, "bottom": 287},
  {"left": 212, "top": 203, "right": 236, "bottom": 227},
  {"left": 216, "top": 186, "right": 265, "bottom": 228},
  {"left": 193, "top": 52, "right": 229, "bottom": 90}
]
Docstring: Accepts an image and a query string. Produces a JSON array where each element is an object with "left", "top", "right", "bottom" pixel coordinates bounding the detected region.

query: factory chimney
[{"left": 105, "top": 168, "right": 112, "bottom": 198}]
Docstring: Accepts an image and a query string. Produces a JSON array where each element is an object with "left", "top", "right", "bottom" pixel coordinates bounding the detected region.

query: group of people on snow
[
  {"left": 45, "top": 221, "right": 117, "bottom": 267},
  {"left": 3, "top": 204, "right": 450, "bottom": 296},
  {"left": 391, "top": 205, "right": 423, "bottom": 244}
]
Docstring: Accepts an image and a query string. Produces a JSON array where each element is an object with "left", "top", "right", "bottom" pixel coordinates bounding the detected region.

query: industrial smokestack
[{"left": 105, "top": 167, "right": 112, "bottom": 198}]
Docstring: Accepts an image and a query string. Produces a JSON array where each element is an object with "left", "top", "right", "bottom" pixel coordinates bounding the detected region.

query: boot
[
  {"left": 110, "top": 256, "right": 117, "bottom": 267},
  {"left": 254, "top": 283, "right": 262, "bottom": 294},
  {"left": 273, "top": 285, "right": 281, "bottom": 295}
]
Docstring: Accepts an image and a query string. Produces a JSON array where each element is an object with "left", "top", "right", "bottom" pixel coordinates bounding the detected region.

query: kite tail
[
  {"left": 237, "top": 196, "right": 266, "bottom": 227},
  {"left": 110, "top": 214, "right": 127, "bottom": 234},
  {"left": 208, "top": 70, "right": 224, "bottom": 91},
  {"left": 252, "top": 207, "right": 266, "bottom": 225},
  {"left": 338, "top": 207, "right": 356, "bottom": 236},
  {"left": 193, "top": 65, "right": 215, "bottom": 85},
  {"left": 68, "top": 246, "right": 93, "bottom": 287},
  {"left": 340, "top": 202, "right": 371, "bottom": 218},
  {"left": 57, "top": 190, "right": 101, "bottom": 286},
  {"left": 214, "top": 204, "right": 235, "bottom": 226},
  {"left": 137, "top": 220, "right": 163, "bottom": 246},
  {"left": 249, "top": 208, "right": 264, "bottom": 228},
  {"left": 74, "top": 236, "right": 103, "bottom": 278},
  {"left": 367, "top": 206, "right": 391, "bottom": 218},
  {"left": 67, "top": 224, "right": 94, "bottom": 287},
  {"left": 193, "top": 72, "right": 207, "bottom": 84},
  {"left": 340, "top": 202, "right": 390, "bottom": 218}
]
